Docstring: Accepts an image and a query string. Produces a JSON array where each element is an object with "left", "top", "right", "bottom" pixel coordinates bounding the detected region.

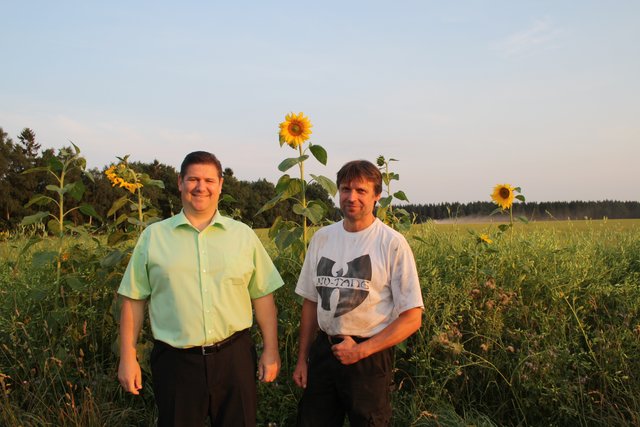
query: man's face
[
  {"left": 339, "top": 178, "right": 381, "bottom": 224},
  {"left": 178, "top": 163, "right": 223, "bottom": 218}
]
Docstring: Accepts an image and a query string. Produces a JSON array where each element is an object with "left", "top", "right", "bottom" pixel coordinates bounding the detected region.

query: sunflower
[
  {"left": 491, "top": 184, "right": 515, "bottom": 210},
  {"left": 105, "top": 164, "right": 143, "bottom": 194},
  {"left": 479, "top": 233, "right": 493, "bottom": 244},
  {"left": 279, "top": 112, "right": 312, "bottom": 148}
]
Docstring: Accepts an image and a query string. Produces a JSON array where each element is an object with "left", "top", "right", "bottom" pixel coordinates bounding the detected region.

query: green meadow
[{"left": 1, "top": 219, "right": 639, "bottom": 426}]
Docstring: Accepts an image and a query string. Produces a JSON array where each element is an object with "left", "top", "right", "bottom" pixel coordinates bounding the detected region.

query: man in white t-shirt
[{"left": 293, "top": 160, "right": 424, "bottom": 426}]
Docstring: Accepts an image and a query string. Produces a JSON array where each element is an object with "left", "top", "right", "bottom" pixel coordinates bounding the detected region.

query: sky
[{"left": 1, "top": 1, "right": 638, "bottom": 204}]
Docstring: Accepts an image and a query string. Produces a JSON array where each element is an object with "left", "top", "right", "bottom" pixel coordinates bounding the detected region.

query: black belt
[
  {"left": 317, "top": 329, "right": 370, "bottom": 345},
  {"left": 156, "top": 329, "right": 248, "bottom": 356}
]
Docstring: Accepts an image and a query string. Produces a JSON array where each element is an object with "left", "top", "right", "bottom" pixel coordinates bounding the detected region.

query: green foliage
[
  {"left": 375, "top": 155, "right": 414, "bottom": 231},
  {"left": 18, "top": 143, "right": 100, "bottom": 306},
  {"left": 2, "top": 221, "right": 639, "bottom": 425},
  {"left": 103, "top": 155, "right": 165, "bottom": 245},
  {"left": 258, "top": 116, "right": 337, "bottom": 262}
]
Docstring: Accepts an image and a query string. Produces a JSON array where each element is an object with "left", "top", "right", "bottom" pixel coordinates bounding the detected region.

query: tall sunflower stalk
[
  {"left": 258, "top": 112, "right": 336, "bottom": 262},
  {"left": 21, "top": 143, "right": 100, "bottom": 305},
  {"left": 280, "top": 113, "right": 313, "bottom": 251}
]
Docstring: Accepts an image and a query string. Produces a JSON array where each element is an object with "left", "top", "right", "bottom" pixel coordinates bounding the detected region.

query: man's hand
[
  {"left": 258, "top": 348, "right": 281, "bottom": 383},
  {"left": 331, "top": 336, "right": 368, "bottom": 365},
  {"left": 118, "top": 356, "right": 143, "bottom": 395},
  {"left": 292, "top": 358, "right": 308, "bottom": 388}
]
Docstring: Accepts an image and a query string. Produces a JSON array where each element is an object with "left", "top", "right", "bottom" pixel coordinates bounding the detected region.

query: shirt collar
[{"left": 170, "top": 209, "right": 229, "bottom": 230}]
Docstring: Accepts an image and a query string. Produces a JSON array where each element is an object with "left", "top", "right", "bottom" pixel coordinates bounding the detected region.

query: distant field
[
  {"left": 254, "top": 218, "right": 640, "bottom": 240},
  {"left": 418, "top": 217, "right": 640, "bottom": 233}
]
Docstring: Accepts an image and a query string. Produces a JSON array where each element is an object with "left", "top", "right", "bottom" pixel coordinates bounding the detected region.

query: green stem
[
  {"left": 298, "top": 144, "right": 307, "bottom": 258},
  {"left": 136, "top": 186, "right": 143, "bottom": 232},
  {"left": 57, "top": 169, "right": 66, "bottom": 307}
]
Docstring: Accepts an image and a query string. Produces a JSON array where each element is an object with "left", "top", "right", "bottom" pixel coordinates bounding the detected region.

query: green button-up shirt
[{"left": 118, "top": 210, "right": 284, "bottom": 348}]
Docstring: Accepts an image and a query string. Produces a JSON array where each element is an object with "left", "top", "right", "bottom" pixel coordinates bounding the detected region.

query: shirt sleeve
[
  {"left": 389, "top": 235, "right": 424, "bottom": 313},
  {"left": 118, "top": 228, "right": 152, "bottom": 300},
  {"left": 247, "top": 231, "right": 284, "bottom": 299}
]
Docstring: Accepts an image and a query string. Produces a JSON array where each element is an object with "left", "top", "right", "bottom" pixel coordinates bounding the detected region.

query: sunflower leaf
[
  {"left": 278, "top": 155, "right": 309, "bottom": 172},
  {"left": 79, "top": 204, "right": 101, "bottom": 221},
  {"left": 378, "top": 196, "right": 393, "bottom": 208},
  {"left": 25, "top": 194, "right": 54, "bottom": 208},
  {"left": 517, "top": 215, "right": 529, "bottom": 224},
  {"left": 306, "top": 201, "right": 327, "bottom": 224},
  {"left": 515, "top": 195, "right": 526, "bottom": 202},
  {"left": 256, "top": 193, "right": 283, "bottom": 216},
  {"left": 393, "top": 191, "right": 409, "bottom": 202},
  {"left": 21, "top": 211, "right": 50, "bottom": 226},
  {"left": 310, "top": 174, "right": 337, "bottom": 197},
  {"left": 309, "top": 144, "right": 328, "bottom": 165},
  {"left": 68, "top": 181, "right": 86, "bottom": 201},
  {"left": 489, "top": 207, "right": 504, "bottom": 216},
  {"left": 107, "top": 196, "right": 130, "bottom": 217}
]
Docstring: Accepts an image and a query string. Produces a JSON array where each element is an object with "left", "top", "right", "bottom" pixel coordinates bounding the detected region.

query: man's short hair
[
  {"left": 336, "top": 160, "right": 382, "bottom": 195},
  {"left": 180, "top": 151, "right": 223, "bottom": 178}
]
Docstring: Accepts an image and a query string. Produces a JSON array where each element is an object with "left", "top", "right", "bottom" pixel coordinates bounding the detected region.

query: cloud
[{"left": 492, "top": 18, "right": 563, "bottom": 57}]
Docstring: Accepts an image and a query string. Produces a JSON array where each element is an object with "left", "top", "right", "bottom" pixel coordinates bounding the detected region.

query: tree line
[
  {"left": 1, "top": 127, "right": 637, "bottom": 232},
  {"left": 402, "top": 200, "right": 640, "bottom": 222},
  {"left": 0, "top": 127, "right": 338, "bottom": 232}
]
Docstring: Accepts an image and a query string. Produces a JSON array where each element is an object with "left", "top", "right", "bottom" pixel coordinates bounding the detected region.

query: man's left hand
[
  {"left": 258, "top": 349, "right": 281, "bottom": 382},
  {"left": 331, "top": 336, "right": 367, "bottom": 365}
]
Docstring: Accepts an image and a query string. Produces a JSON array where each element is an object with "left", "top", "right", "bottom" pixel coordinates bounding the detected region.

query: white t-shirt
[{"left": 295, "top": 218, "right": 424, "bottom": 337}]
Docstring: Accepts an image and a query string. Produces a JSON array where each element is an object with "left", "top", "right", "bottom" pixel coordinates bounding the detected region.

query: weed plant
[{"left": 1, "top": 221, "right": 639, "bottom": 426}]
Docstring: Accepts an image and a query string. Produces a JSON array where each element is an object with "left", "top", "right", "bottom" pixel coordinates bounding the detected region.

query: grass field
[{"left": 1, "top": 219, "right": 639, "bottom": 426}]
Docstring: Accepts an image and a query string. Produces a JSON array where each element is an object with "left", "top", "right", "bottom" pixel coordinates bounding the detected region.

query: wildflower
[
  {"left": 491, "top": 183, "right": 515, "bottom": 210},
  {"left": 279, "top": 112, "right": 312, "bottom": 148},
  {"left": 479, "top": 233, "right": 493, "bottom": 244},
  {"left": 104, "top": 163, "right": 143, "bottom": 194}
]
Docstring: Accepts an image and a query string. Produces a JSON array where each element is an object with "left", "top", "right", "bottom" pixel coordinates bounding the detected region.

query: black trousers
[
  {"left": 151, "top": 330, "right": 257, "bottom": 427},
  {"left": 297, "top": 331, "right": 394, "bottom": 427}
]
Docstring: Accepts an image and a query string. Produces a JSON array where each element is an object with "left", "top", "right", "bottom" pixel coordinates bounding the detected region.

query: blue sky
[{"left": 1, "top": 1, "right": 638, "bottom": 204}]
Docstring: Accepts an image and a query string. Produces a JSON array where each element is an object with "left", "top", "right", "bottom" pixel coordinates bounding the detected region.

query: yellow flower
[
  {"left": 479, "top": 234, "right": 493, "bottom": 244},
  {"left": 491, "top": 184, "right": 515, "bottom": 210},
  {"left": 279, "top": 112, "right": 312, "bottom": 148},
  {"left": 104, "top": 163, "right": 143, "bottom": 193}
]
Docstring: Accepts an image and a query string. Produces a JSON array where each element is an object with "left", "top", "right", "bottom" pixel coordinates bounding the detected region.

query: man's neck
[
  {"left": 342, "top": 215, "right": 376, "bottom": 232},
  {"left": 184, "top": 209, "right": 217, "bottom": 232}
]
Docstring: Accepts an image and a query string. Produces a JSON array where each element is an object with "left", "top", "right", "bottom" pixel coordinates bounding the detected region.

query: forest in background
[{"left": 1, "top": 127, "right": 638, "bottom": 232}]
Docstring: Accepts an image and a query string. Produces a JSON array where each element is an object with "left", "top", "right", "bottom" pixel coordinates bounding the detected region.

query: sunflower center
[
  {"left": 288, "top": 122, "right": 303, "bottom": 136},
  {"left": 499, "top": 187, "right": 511, "bottom": 199}
]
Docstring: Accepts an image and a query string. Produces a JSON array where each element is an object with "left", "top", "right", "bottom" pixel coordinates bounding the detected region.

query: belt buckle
[{"left": 201, "top": 344, "right": 217, "bottom": 355}]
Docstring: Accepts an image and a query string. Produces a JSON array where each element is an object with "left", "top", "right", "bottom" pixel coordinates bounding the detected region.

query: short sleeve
[{"left": 118, "top": 228, "right": 152, "bottom": 300}]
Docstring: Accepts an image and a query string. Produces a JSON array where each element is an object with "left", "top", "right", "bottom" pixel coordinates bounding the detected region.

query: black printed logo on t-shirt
[{"left": 315, "top": 255, "right": 371, "bottom": 317}]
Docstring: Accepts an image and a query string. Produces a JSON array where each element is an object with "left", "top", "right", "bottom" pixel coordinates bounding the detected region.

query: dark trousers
[
  {"left": 151, "top": 330, "right": 257, "bottom": 427},
  {"left": 297, "top": 331, "right": 394, "bottom": 427}
]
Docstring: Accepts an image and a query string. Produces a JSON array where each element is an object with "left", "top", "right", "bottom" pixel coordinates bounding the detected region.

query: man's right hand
[
  {"left": 292, "top": 359, "right": 308, "bottom": 388},
  {"left": 118, "top": 357, "right": 143, "bottom": 395}
]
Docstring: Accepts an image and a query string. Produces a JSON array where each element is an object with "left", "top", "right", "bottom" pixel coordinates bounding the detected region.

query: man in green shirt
[{"left": 117, "top": 151, "right": 284, "bottom": 427}]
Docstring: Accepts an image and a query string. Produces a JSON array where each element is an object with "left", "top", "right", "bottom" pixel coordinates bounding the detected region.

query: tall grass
[{"left": 1, "top": 220, "right": 639, "bottom": 426}]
